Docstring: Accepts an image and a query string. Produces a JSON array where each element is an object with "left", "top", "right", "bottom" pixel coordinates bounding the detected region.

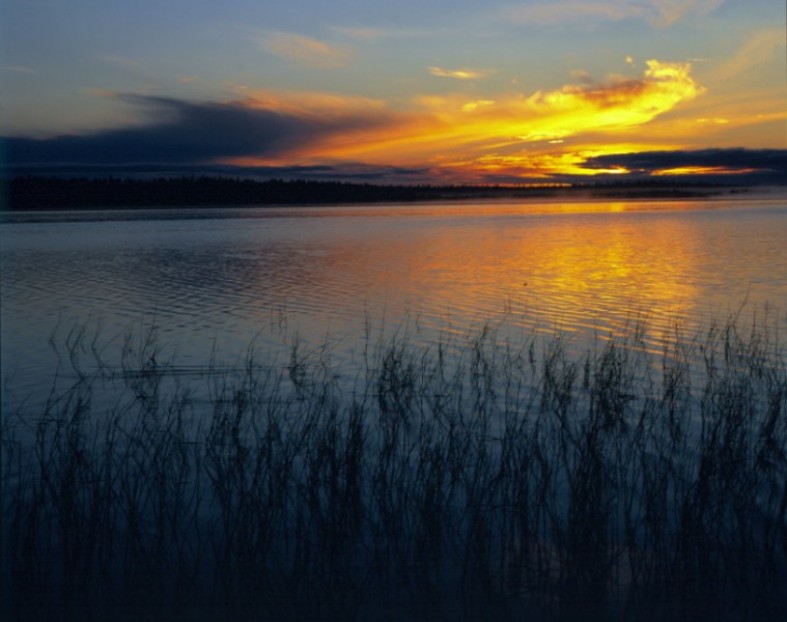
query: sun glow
[
  {"left": 651, "top": 165, "right": 759, "bottom": 176},
  {"left": 219, "top": 59, "right": 706, "bottom": 179}
]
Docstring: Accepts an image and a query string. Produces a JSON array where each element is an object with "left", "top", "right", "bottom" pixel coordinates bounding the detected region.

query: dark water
[{"left": 2, "top": 195, "right": 786, "bottom": 406}]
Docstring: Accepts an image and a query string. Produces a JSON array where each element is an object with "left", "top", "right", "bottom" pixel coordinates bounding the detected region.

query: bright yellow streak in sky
[
  {"left": 651, "top": 166, "right": 758, "bottom": 176},
  {"left": 225, "top": 59, "right": 707, "bottom": 179}
]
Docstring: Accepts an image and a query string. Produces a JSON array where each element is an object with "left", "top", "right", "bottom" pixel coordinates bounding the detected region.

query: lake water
[{"left": 2, "top": 194, "right": 786, "bottom": 408}]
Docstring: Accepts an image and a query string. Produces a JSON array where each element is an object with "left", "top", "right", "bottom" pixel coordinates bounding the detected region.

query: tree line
[
  {"left": 3, "top": 175, "right": 726, "bottom": 210},
  {"left": 3, "top": 176, "right": 554, "bottom": 210}
]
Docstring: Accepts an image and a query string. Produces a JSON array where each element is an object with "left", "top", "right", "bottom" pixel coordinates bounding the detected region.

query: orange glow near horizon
[
  {"left": 221, "top": 59, "right": 714, "bottom": 180},
  {"left": 651, "top": 166, "right": 759, "bottom": 176}
]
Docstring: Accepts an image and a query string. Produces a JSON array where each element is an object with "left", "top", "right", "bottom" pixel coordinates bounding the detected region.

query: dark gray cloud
[
  {"left": 3, "top": 94, "right": 389, "bottom": 166},
  {"left": 580, "top": 148, "right": 787, "bottom": 176},
  {"left": 4, "top": 162, "right": 436, "bottom": 185}
]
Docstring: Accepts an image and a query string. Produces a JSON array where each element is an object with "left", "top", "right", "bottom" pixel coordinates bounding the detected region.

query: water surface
[{"left": 2, "top": 195, "right": 786, "bottom": 404}]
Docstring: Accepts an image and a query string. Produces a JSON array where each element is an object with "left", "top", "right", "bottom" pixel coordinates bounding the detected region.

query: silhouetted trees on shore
[{"left": 4, "top": 175, "right": 723, "bottom": 210}]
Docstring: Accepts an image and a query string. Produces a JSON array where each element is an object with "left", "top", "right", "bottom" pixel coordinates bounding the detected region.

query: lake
[
  {"left": 2, "top": 194, "right": 786, "bottom": 406},
  {"left": 3, "top": 193, "right": 787, "bottom": 621}
]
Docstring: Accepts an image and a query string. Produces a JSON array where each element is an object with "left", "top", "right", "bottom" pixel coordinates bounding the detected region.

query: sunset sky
[{"left": 2, "top": 0, "right": 786, "bottom": 184}]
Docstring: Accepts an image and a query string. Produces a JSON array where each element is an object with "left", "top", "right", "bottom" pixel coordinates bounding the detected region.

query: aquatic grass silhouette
[{"left": 2, "top": 314, "right": 786, "bottom": 621}]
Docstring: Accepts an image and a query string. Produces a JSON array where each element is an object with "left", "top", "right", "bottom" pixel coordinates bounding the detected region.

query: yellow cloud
[
  {"left": 428, "top": 66, "right": 490, "bottom": 80},
  {"left": 526, "top": 61, "right": 701, "bottom": 111},
  {"left": 221, "top": 60, "right": 705, "bottom": 178},
  {"left": 264, "top": 32, "right": 350, "bottom": 68},
  {"left": 652, "top": 165, "right": 757, "bottom": 176},
  {"left": 445, "top": 145, "right": 650, "bottom": 179},
  {"left": 413, "top": 60, "right": 704, "bottom": 149},
  {"left": 461, "top": 100, "right": 496, "bottom": 112}
]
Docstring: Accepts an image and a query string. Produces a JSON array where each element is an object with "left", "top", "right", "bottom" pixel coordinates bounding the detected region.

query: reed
[{"left": 2, "top": 314, "right": 786, "bottom": 621}]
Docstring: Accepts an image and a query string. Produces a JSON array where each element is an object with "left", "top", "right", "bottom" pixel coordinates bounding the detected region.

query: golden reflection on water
[
  {"left": 3, "top": 197, "right": 783, "bottom": 390},
  {"left": 419, "top": 214, "right": 693, "bottom": 346},
  {"left": 305, "top": 199, "right": 778, "bottom": 353}
]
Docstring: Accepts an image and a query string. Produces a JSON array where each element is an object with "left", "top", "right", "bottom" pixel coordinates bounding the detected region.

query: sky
[{"left": 2, "top": 0, "right": 786, "bottom": 184}]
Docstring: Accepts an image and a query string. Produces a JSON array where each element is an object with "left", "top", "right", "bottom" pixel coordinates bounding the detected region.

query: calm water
[{"left": 2, "top": 195, "right": 786, "bottom": 405}]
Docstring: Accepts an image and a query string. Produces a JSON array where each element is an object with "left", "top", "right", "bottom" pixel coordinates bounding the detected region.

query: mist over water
[{"left": 2, "top": 196, "right": 786, "bottom": 404}]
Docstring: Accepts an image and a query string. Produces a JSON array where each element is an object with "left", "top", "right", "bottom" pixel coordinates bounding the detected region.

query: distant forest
[{"left": 4, "top": 175, "right": 730, "bottom": 210}]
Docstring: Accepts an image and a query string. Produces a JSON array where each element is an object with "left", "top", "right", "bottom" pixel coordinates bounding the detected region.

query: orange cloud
[
  {"left": 715, "top": 27, "right": 786, "bottom": 81},
  {"left": 264, "top": 32, "right": 350, "bottom": 68},
  {"left": 428, "top": 66, "right": 491, "bottom": 80},
  {"left": 525, "top": 61, "right": 701, "bottom": 114},
  {"left": 651, "top": 165, "right": 757, "bottom": 176},
  {"left": 442, "top": 145, "right": 653, "bottom": 180},
  {"left": 223, "top": 59, "right": 705, "bottom": 178},
  {"left": 242, "top": 89, "right": 388, "bottom": 117},
  {"left": 363, "top": 60, "right": 701, "bottom": 168},
  {"left": 613, "top": 90, "right": 787, "bottom": 150}
]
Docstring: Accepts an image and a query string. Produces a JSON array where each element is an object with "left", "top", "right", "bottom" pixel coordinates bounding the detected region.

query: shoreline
[{"left": 5, "top": 175, "right": 780, "bottom": 212}]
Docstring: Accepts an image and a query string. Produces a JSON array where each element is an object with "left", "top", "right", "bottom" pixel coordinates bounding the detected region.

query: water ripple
[{"left": 2, "top": 198, "right": 786, "bottom": 401}]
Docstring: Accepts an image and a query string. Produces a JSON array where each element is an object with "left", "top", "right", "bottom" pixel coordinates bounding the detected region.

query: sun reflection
[{"left": 309, "top": 203, "right": 704, "bottom": 351}]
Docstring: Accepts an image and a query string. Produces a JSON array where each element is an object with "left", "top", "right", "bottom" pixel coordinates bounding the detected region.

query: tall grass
[{"left": 2, "top": 315, "right": 786, "bottom": 621}]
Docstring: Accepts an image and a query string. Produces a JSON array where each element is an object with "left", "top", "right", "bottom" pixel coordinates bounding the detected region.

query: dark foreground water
[{"left": 2, "top": 194, "right": 786, "bottom": 405}]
